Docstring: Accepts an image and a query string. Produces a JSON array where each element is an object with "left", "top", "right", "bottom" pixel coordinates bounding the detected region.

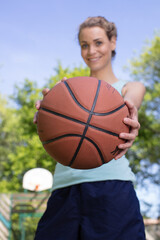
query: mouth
[{"left": 87, "top": 56, "right": 101, "bottom": 62}]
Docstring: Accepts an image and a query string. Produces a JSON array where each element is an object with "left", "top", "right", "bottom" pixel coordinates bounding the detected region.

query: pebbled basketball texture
[{"left": 37, "top": 76, "right": 129, "bottom": 169}]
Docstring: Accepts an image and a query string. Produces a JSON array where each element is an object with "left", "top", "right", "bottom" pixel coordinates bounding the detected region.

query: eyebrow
[
  {"left": 80, "top": 38, "right": 103, "bottom": 43},
  {"left": 93, "top": 38, "right": 103, "bottom": 42}
]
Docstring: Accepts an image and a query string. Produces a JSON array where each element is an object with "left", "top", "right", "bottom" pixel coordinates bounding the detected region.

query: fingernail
[
  {"left": 118, "top": 145, "right": 123, "bottom": 149},
  {"left": 120, "top": 133, "right": 125, "bottom": 138},
  {"left": 124, "top": 117, "right": 128, "bottom": 121}
]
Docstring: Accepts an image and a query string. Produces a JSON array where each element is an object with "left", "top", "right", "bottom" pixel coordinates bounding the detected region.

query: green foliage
[
  {"left": 1, "top": 52, "right": 160, "bottom": 189},
  {"left": 128, "top": 34, "right": 160, "bottom": 185},
  {"left": 0, "top": 95, "right": 21, "bottom": 192},
  {"left": 130, "top": 35, "right": 160, "bottom": 85},
  {"left": 47, "top": 63, "right": 90, "bottom": 88},
  {"left": 1, "top": 41, "right": 160, "bottom": 231},
  {"left": 0, "top": 79, "right": 57, "bottom": 192},
  {"left": 0, "top": 64, "right": 90, "bottom": 193},
  {"left": 0, "top": 64, "right": 90, "bottom": 238},
  {"left": 11, "top": 213, "right": 40, "bottom": 240}
]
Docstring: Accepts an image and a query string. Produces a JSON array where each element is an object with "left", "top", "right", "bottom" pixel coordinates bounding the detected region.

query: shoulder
[{"left": 121, "top": 81, "right": 146, "bottom": 97}]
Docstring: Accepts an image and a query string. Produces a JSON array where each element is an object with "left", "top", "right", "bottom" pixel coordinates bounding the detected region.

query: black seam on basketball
[
  {"left": 93, "top": 103, "right": 126, "bottom": 116},
  {"left": 64, "top": 81, "right": 125, "bottom": 116},
  {"left": 42, "top": 134, "right": 105, "bottom": 164},
  {"left": 69, "top": 80, "right": 101, "bottom": 167},
  {"left": 40, "top": 107, "right": 86, "bottom": 126},
  {"left": 64, "top": 81, "right": 90, "bottom": 113},
  {"left": 40, "top": 107, "right": 119, "bottom": 137},
  {"left": 89, "top": 124, "right": 119, "bottom": 137}
]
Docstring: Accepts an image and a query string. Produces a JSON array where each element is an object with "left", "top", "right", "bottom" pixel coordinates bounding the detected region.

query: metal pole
[{"left": 19, "top": 214, "right": 25, "bottom": 240}]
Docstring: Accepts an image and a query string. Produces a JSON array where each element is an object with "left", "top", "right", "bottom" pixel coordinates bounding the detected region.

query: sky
[
  {"left": 0, "top": 0, "right": 160, "bottom": 217},
  {"left": 1, "top": 0, "right": 160, "bottom": 97}
]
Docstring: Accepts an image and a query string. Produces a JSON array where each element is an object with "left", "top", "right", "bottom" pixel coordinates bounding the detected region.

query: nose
[{"left": 88, "top": 45, "right": 96, "bottom": 55}]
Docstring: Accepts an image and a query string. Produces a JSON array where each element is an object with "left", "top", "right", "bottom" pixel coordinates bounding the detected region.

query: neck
[{"left": 90, "top": 63, "right": 118, "bottom": 85}]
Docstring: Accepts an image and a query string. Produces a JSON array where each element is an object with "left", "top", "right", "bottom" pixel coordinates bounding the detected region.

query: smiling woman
[
  {"left": 79, "top": 26, "right": 117, "bottom": 83},
  {"left": 78, "top": 16, "right": 117, "bottom": 57},
  {"left": 34, "top": 16, "right": 146, "bottom": 240},
  {"left": 78, "top": 17, "right": 117, "bottom": 84}
]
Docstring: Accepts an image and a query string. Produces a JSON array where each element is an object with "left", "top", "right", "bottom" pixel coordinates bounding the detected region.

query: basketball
[{"left": 37, "top": 76, "right": 129, "bottom": 169}]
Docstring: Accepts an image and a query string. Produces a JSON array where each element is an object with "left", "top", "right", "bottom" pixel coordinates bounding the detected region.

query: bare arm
[
  {"left": 122, "top": 81, "right": 146, "bottom": 109},
  {"left": 115, "top": 81, "right": 146, "bottom": 160}
]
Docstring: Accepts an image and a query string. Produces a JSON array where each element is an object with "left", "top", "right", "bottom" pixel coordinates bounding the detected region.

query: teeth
[{"left": 88, "top": 57, "right": 100, "bottom": 62}]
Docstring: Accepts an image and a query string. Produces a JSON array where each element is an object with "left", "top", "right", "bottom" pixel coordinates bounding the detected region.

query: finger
[
  {"left": 123, "top": 118, "right": 140, "bottom": 129},
  {"left": 118, "top": 140, "right": 134, "bottom": 149},
  {"left": 61, "top": 77, "right": 67, "bottom": 82},
  {"left": 114, "top": 149, "right": 128, "bottom": 160},
  {"left": 119, "top": 132, "right": 137, "bottom": 140},
  {"left": 33, "top": 112, "right": 38, "bottom": 124},
  {"left": 35, "top": 100, "right": 42, "bottom": 110},
  {"left": 54, "top": 77, "right": 67, "bottom": 87},
  {"left": 55, "top": 81, "right": 61, "bottom": 86},
  {"left": 42, "top": 88, "right": 50, "bottom": 97},
  {"left": 124, "top": 100, "right": 134, "bottom": 109},
  {"left": 125, "top": 100, "right": 138, "bottom": 119}
]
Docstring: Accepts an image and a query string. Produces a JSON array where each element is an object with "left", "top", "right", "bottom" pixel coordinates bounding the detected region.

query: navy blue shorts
[{"left": 34, "top": 181, "right": 145, "bottom": 240}]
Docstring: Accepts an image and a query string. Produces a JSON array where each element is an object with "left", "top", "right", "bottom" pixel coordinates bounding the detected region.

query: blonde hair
[{"left": 78, "top": 16, "right": 117, "bottom": 57}]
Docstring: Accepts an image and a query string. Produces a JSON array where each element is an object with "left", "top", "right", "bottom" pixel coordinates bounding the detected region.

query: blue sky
[
  {"left": 0, "top": 0, "right": 160, "bottom": 97},
  {"left": 0, "top": 0, "right": 160, "bottom": 217}
]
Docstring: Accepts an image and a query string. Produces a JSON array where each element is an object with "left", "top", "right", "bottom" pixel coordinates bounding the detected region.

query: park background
[{"left": 0, "top": 0, "right": 160, "bottom": 239}]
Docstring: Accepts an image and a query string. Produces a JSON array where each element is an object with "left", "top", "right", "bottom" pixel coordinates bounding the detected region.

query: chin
[
  {"left": 89, "top": 61, "right": 109, "bottom": 73},
  {"left": 89, "top": 65, "right": 103, "bottom": 72},
  {"left": 87, "top": 61, "right": 105, "bottom": 72}
]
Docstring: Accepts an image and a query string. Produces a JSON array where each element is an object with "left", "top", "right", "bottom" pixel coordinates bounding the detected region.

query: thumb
[
  {"left": 42, "top": 88, "right": 50, "bottom": 97},
  {"left": 61, "top": 77, "right": 67, "bottom": 82}
]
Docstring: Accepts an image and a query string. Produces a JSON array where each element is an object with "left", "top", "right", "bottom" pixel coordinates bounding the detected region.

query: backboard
[{"left": 22, "top": 168, "right": 53, "bottom": 192}]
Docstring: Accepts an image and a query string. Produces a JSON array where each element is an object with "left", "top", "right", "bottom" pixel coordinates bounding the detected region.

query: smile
[{"left": 88, "top": 57, "right": 101, "bottom": 62}]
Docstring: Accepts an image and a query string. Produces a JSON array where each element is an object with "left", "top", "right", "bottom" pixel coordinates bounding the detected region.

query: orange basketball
[{"left": 37, "top": 76, "right": 129, "bottom": 169}]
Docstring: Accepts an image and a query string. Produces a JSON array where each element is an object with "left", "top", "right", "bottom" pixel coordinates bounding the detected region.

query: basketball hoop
[{"left": 22, "top": 168, "right": 53, "bottom": 192}]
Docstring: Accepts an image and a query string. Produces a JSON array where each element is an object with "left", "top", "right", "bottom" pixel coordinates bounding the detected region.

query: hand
[
  {"left": 33, "top": 77, "right": 67, "bottom": 124},
  {"left": 115, "top": 100, "right": 140, "bottom": 160}
]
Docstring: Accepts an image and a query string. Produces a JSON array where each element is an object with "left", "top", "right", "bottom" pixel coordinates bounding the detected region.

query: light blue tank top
[{"left": 52, "top": 80, "right": 135, "bottom": 191}]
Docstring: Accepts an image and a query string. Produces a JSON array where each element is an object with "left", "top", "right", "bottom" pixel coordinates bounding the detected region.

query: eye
[
  {"left": 96, "top": 41, "right": 103, "bottom": 46},
  {"left": 81, "top": 43, "right": 88, "bottom": 49}
]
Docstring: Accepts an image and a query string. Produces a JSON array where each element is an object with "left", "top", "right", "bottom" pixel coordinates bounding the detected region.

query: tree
[
  {"left": 0, "top": 95, "right": 21, "bottom": 191},
  {"left": 126, "top": 34, "right": 160, "bottom": 216},
  {"left": 127, "top": 35, "right": 160, "bottom": 180},
  {"left": 0, "top": 65, "right": 90, "bottom": 239},
  {"left": 7, "top": 79, "right": 55, "bottom": 192},
  {"left": 0, "top": 65, "right": 90, "bottom": 193},
  {"left": 47, "top": 63, "right": 90, "bottom": 88}
]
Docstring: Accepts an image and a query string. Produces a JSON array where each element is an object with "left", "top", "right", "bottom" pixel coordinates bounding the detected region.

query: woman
[{"left": 34, "top": 16, "right": 146, "bottom": 240}]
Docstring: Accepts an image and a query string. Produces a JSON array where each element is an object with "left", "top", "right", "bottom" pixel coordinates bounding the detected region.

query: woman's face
[{"left": 79, "top": 27, "right": 116, "bottom": 72}]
